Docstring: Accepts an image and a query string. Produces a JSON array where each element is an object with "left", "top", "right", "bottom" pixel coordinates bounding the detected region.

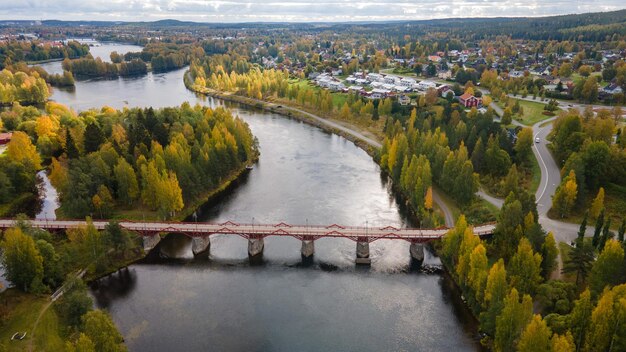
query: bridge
[{"left": 0, "top": 219, "right": 496, "bottom": 264}]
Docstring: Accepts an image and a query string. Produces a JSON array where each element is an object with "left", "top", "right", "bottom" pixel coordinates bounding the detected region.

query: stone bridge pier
[
  {"left": 356, "top": 238, "right": 371, "bottom": 265},
  {"left": 301, "top": 239, "right": 315, "bottom": 258},
  {"left": 143, "top": 234, "right": 161, "bottom": 253},
  {"left": 248, "top": 237, "right": 264, "bottom": 257},
  {"left": 410, "top": 242, "right": 425, "bottom": 264},
  {"left": 192, "top": 235, "right": 211, "bottom": 256}
]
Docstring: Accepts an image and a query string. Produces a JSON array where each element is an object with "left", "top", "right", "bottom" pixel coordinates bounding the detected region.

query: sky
[{"left": 1, "top": 1, "right": 626, "bottom": 23}]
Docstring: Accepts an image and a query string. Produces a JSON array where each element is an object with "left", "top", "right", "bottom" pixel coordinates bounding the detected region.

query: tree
[
  {"left": 66, "top": 128, "right": 80, "bottom": 159},
  {"left": 114, "top": 158, "right": 139, "bottom": 205},
  {"left": 6, "top": 131, "right": 42, "bottom": 169},
  {"left": 424, "top": 186, "right": 433, "bottom": 211},
  {"left": 502, "top": 107, "right": 513, "bottom": 125},
  {"left": 509, "top": 238, "right": 543, "bottom": 295},
  {"left": 494, "top": 288, "right": 533, "bottom": 352},
  {"left": 551, "top": 333, "right": 575, "bottom": 352},
  {"left": 66, "top": 333, "right": 96, "bottom": 352},
  {"left": 517, "top": 315, "right": 552, "bottom": 352},
  {"left": 541, "top": 233, "right": 558, "bottom": 279},
  {"left": 56, "top": 277, "right": 93, "bottom": 327},
  {"left": 562, "top": 239, "right": 595, "bottom": 286},
  {"left": 92, "top": 185, "right": 114, "bottom": 218},
  {"left": 590, "top": 187, "right": 605, "bottom": 220},
  {"left": 558, "top": 63, "right": 573, "bottom": 77},
  {"left": 585, "top": 285, "right": 626, "bottom": 352},
  {"left": 84, "top": 122, "right": 105, "bottom": 154},
  {"left": 480, "top": 259, "right": 507, "bottom": 335},
  {"left": 552, "top": 170, "right": 577, "bottom": 218},
  {"left": 569, "top": 289, "right": 593, "bottom": 351},
  {"left": 82, "top": 310, "right": 127, "bottom": 352},
  {"left": 589, "top": 239, "right": 624, "bottom": 295},
  {"left": 36, "top": 239, "right": 64, "bottom": 289},
  {"left": 514, "top": 128, "right": 533, "bottom": 166},
  {"left": 618, "top": 219, "right": 626, "bottom": 243},
  {"left": 592, "top": 208, "right": 605, "bottom": 248},
  {"left": 0, "top": 227, "right": 43, "bottom": 292}
]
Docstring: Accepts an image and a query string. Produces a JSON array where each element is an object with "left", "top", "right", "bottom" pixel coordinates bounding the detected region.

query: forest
[{"left": 0, "top": 40, "right": 90, "bottom": 68}]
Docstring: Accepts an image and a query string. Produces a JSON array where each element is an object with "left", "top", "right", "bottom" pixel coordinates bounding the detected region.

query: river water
[{"left": 37, "top": 43, "right": 480, "bottom": 351}]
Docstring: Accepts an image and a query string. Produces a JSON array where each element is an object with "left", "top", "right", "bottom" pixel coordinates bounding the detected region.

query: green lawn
[
  {"left": 289, "top": 78, "right": 348, "bottom": 108},
  {"left": 500, "top": 98, "right": 557, "bottom": 126},
  {"left": 0, "top": 289, "right": 65, "bottom": 352}
]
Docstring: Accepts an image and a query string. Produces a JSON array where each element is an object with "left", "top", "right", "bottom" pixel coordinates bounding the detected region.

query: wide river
[{"left": 37, "top": 43, "right": 481, "bottom": 351}]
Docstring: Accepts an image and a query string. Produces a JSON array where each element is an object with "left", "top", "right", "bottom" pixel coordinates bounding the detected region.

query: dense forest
[{"left": 0, "top": 101, "right": 257, "bottom": 219}]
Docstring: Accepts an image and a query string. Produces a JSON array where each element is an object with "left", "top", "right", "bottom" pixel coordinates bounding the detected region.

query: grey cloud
[{"left": 1, "top": 0, "right": 625, "bottom": 22}]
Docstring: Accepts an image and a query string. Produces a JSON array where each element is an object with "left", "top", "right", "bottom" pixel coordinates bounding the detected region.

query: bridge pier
[
  {"left": 192, "top": 235, "right": 211, "bottom": 256},
  {"left": 356, "top": 238, "right": 371, "bottom": 265},
  {"left": 143, "top": 235, "right": 161, "bottom": 253},
  {"left": 410, "top": 243, "right": 425, "bottom": 264},
  {"left": 301, "top": 240, "right": 315, "bottom": 258},
  {"left": 248, "top": 237, "right": 264, "bottom": 257}
]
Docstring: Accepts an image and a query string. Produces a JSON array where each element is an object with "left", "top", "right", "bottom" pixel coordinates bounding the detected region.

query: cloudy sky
[{"left": 2, "top": 1, "right": 625, "bottom": 22}]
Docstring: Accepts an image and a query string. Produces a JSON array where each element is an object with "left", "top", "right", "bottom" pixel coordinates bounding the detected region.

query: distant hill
[{"left": 1, "top": 9, "right": 625, "bottom": 41}]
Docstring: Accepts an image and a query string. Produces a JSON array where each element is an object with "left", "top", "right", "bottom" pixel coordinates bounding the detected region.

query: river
[{"left": 37, "top": 42, "right": 481, "bottom": 351}]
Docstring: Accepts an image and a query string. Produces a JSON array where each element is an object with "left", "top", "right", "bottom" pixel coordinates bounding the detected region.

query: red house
[
  {"left": 0, "top": 132, "right": 12, "bottom": 145},
  {"left": 458, "top": 93, "right": 482, "bottom": 108}
]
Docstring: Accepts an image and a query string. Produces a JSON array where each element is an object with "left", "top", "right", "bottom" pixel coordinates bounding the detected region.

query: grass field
[
  {"left": 500, "top": 98, "right": 557, "bottom": 126},
  {"left": 0, "top": 289, "right": 65, "bottom": 352}
]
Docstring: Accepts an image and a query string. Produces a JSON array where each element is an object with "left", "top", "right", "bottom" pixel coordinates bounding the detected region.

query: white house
[
  {"left": 400, "top": 78, "right": 417, "bottom": 87},
  {"left": 417, "top": 80, "right": 437, "bottom": 91}
]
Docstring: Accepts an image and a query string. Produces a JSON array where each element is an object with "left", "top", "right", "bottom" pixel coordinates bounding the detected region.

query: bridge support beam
[
  {"left": 143, "top": 235, "right": 161, "bottom": 253},
  {"left": 355, "top": 239, "right": 371, "bottom": 265},
  {"left": 192, "top": 235, "right": 211, "bottom": 256},
  {"left": 301, "top": 240, "right": 315, "bottom": 258},
  {"left": 410, "top": 243, "right": 425, "bottom": 264},
  {"left": 248, "top": 237, "right": 264, "bottom": 257}
]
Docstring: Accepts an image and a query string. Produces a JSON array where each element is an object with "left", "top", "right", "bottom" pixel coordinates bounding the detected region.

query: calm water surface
[{"left": 42, "top": 43, "right": 480, "bottom": 351}]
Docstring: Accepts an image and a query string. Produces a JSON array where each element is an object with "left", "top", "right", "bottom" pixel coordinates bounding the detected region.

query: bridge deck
[{"left": 0, "top": 219, "right": 495, "bottom": 242}]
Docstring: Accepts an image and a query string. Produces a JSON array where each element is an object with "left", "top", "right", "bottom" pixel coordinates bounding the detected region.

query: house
[
  {"left": 437, "top": 84, "right": 451, "bottom": 96},
  {"left": 417, "top": 80, "right": 437, "bottom": 91},
  {"left": 398, "top": 95, "right": 411, "bottom": 106},
  {"left": 348, "top": 85, "right": 365, "bottom": 93},
  {"left": 367, "top": 88, "right": 392, "bottom": 99},
  {"left": 603, "top": 83, "right": 623, "bottom": 95},
  {"left": 428, "top": 55, "right": 442, "bottom": 63},
  {"left": 400, "top": 78, "right": 416, "bottom": 87},
  {"left": 437, "top": 70, "right": 452, "bottom": 80},
  {"left": 458, "top": 93, "right": 483, "bottom": 108},
  {"left": 0, "top": 132, "right": 12, "bottom": 145},
  {"left": 366, "top": 73, "right": 383, "bottom": 83}
]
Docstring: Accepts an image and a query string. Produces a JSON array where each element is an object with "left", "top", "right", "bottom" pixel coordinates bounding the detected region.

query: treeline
[
  {"left": 62, "top": 56, "right": 148, "bottom": 78},
  {"left": 16, "top": 102, "right": 258, "bottom": 219},
  {"left": 0, "top": 40, "right": 89, "bottom": 67},
  {"left": 125, "top": 42, "right": 200, "bottom": 72},
  {"left": 0, "top": 68, "right": 49, "bottom": 105}
]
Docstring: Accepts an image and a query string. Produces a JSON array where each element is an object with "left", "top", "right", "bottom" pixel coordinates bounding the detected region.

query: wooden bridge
[{"left": 0, "top": 219, "right": 496, "bottom": 264}]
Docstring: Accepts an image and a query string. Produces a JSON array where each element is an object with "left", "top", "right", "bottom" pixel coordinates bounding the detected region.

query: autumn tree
[
  {"left": 480, "top": 259, "right": 507, "bottom": 336},
  {"left": 509, "top": 238, "right": 543, "bottom": 295},
  {"left": 589, "top": 187, "right": 604, "bottom": 220},
  {"left": 113, "top": 158, "right": 139, "bottom": 205},
  {"left": 6, "top": 131, "right": 41, "bottom": 169},
  {"left": 82, "top": 310, "right": 127, "bottom": 352},
  {"left": 585, "top": 284, "right": 626, "bottom": 352},
  {"left": 0, "top": 227, "right": 43, "bottom": 292},
  {"left": 514, "top": 128, "right": 533, "bottom": 166},
  {"left": 552, "top": 170, "right": 577, "bottom": 218},
  {"left": 589, "top": 239, "right": 624, "bottom": 296},
  {"left": 494, "top": 288, "right": 533, "bottom": 352},
  {"left": 517, "top": 315, "right": 552, "bottom": 352}
]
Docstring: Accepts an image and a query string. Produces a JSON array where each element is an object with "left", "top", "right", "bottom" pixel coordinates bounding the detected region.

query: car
[{"left": 535, "top": 137, "right": 540, "bottom": 143}]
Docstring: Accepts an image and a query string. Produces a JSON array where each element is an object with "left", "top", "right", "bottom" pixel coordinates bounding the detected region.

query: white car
[{"left": 535, "top": 137, "right": 540, "bottom": 143}]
